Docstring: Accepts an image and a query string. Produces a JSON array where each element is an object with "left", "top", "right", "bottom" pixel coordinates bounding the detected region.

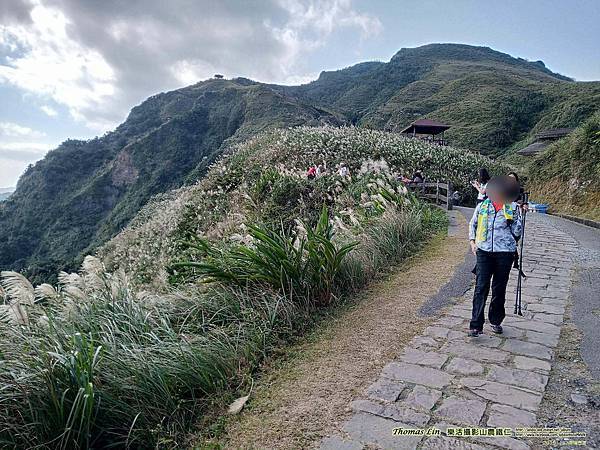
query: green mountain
[
  {"left": 1, "top": 43, "right": 598, "bottom": 281},
  {"left": 279, "top": 44, "right": 600, "bottom": 154},
  {"left": 0, "top": 81, "right": 343, "bottom": 282}
]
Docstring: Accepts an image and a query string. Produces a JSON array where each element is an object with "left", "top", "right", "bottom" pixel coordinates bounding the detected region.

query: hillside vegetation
[
  {"left": 0, "top": 127, "right": 508, "bottom": 448},
  {"left": 1, "top": 43, "right": 598, "bottom": 282},
  {"left": 528, "top": 112, "right": 600, "bottom": 220},
  {"left": 0, "top": 81, "right": 342, "bottom": 283}
]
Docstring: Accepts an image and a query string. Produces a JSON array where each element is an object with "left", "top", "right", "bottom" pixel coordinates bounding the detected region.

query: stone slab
[
  {"left": 445, "top": 357, "right": 485, "bottom": 376},
  {"left": 399, "top": 348, "right": 448, "bottom": 369},
  {"left": 487, "top": 365, "right": 549, "bottom": 393},
  {"left": 343, "top": 412, "right": 422, "bottom": 450},
  {"left": 434, "top": 395, "right": 486, "bottom": 425},
  {"left": 460, "top": 377, "right": 543, "bottom": 411},
  {"left": 501, "top": 339, "right": 553, "bottom": 360},
  {"left": 487, "top": 404, "right": 537, "bottom": 427},
  {"left": 439, "top": 341, "right": 511, "bottom": 363},
  {"left": 381, "top": 362, "right": 454, "bottom": 389},
  {"left": 366, "top": 377, "right": 406, "bottom": 402},
  {"left": 351, "top": 399, "right": 429, "bottom": 426},
  {"left": 524, "top": 329, "right": 559, "bottom": 347},
  {"left": 403, "top": 385, "right": 442, "bottom": 411},
  {"left": 513, "top": 355, "right": 551, "bottom": 373}
]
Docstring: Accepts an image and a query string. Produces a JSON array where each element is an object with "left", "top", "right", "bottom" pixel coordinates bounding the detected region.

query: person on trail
[
  {"left": 412, "top": 170, "right": 424, "bottom": 184},
  {"left": 338, "top": 163, "right": 350, "bottom": 177},
  {"left": 471, "top": 168, "right": 490, "bottom": 203},
  {"left": 307, "top": 165, "right": 316, "bottom": 179},
  {"left": 468, "top": 176, "right": 523, "bottom": 337}
]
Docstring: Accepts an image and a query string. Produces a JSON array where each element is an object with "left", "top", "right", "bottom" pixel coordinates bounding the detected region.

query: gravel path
[{"left": 321, "top": 213, "right": 581, "bottom": 450}]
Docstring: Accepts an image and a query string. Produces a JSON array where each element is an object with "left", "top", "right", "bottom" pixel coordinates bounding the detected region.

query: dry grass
[{"left": 209, "top": 213, "right": 468, "bottom": 449}]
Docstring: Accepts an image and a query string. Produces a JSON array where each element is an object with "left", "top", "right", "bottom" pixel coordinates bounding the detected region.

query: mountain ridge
[{"left": 1, "top": 43, "right": 598, "bottom": 281}]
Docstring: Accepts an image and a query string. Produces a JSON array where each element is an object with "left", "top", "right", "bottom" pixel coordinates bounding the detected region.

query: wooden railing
[{"left": 408, "top": 181, "right": 453, "bottom": 210}]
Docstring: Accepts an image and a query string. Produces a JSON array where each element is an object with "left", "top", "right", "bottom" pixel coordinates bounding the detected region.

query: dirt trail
[{"left": 219, "top": 212, "right": 469, "bottom": 449}]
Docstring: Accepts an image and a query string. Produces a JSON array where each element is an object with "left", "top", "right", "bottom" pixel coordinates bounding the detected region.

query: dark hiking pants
[{"left": 470, "top": 249, "right": 514, "bottom": 331}]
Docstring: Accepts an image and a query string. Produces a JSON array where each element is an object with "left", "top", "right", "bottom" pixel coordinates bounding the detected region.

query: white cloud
[
  {"left": 0, "top": 121, "right": 46, "bottom": 138},
  {"left": 0, "top": 1, "right": 381, "bottom": 133},
  {"left": 40, "top": 104, "right": 58, "bottom": 116}
]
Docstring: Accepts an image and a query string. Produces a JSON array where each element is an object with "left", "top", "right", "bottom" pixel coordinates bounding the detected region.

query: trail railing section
[{"left": 408, "top": 181, "right": 453, "bottom": 210}]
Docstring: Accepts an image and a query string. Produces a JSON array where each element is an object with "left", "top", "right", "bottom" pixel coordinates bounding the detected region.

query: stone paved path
[{"left": 320, "top": 214, "right": 578, "bottom": 450}]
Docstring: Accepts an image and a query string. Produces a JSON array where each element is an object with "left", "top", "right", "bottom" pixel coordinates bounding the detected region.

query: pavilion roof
[{"left": 400, "top": 119, "right": 451, "bottom": 135}]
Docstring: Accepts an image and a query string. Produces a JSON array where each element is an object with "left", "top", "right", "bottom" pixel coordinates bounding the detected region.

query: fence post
[
  {"left": 435, "top": 182, "right": 440, "bottom": 205},
  {"left": 447, "top": 181, "right": 453, "bottom": 210}
]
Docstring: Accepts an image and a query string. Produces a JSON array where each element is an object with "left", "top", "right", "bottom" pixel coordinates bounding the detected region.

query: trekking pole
[{"left": 514, "top": 193, "right": 529, "bottom": 315}]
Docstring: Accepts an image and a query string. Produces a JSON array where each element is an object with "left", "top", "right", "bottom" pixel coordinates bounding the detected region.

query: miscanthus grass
[{"left": 0, "top": 126, "right": 456, "bottom": 448}]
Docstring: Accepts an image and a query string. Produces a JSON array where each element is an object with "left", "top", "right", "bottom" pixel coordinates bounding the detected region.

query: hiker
[
  {"left": 307, "top": 165, "right": 316, "bottom": 179},
  {"left": 468, "top": 176, "right": 522, "bottom": 337},
  {"left": 471, "top": 168, "right": 490, "bottom": 203},
  {"left": 316, "top": 163, "right": 325, "bottom": 177},
  {"left": 338, "top": 163, "right": 350, "bottom": 177},
  {"left": 412, "top": 170, "right": 424, "bottom": 184}
]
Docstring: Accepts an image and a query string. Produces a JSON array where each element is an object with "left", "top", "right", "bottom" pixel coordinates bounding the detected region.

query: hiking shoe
[
  {"left": 467, "top": 329, "right": 482, "bottom": 337},
  {"left": 491, "top": 324, "right": 503, "bottom": 334}
]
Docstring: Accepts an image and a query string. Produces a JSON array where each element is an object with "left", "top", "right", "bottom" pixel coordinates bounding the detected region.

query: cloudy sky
[{"left": 1, "top": 0, "right": 599, "bottom": 188}]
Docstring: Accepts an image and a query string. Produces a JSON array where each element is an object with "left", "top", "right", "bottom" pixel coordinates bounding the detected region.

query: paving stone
[
  {"left": 343, "top": 412, "right": 423, "bottom": 450},
  {"left": 487, "top": 404, "right": 537, "bottom": 427},
  {"left": 501, "top": 339, "right": 553, "bottom": 360},
  {"left": 460, "top": 377, "right": 543, "bottom": 411},
  {"left": 381, "top": 362, "right": 454, "bottom": 388},
  {"left": 320, "top": 435, "right": 362, "bottom": 450},
  {"left": 424, "top": 326, "right": 451, "bottom": 339},
  {"left": 351, "top": 399, "right": 429, "bottom": 426},
  {"left": 366, "top": 377, "right": 406, "bottom": 402},
  {"left": 399, "top": 348, "right": 448, "bottom": 369},
  {"left": 421, "top": 436, "right": 491, "bottom": 450},
  {"left": 531, "top": 312, "right": 563, "bottom": 325},
  {"left": 403, "top": 385, "right": 442, "bottom": 411},
  {"left": 473, "top": 334, "right": 503, "bottom": 348},
  {"left": 407, "top": 335, "right": 441, "bottom": 350},
  {"left": 525, "top": 303, "right": 565, "bottom": 315},
  {"left": 508, "top": 319, "right": 561, "bottom": 336},
  {"left": 497, "top": 326, "right": 526, "bottom": 339},
  {"left": 524, "top": 329, "right": 559, "bottom": 347},
  {"left": 434, "top": 395, "right": 486, "bottom": 425},
  {"left": 439, "top": 341, "right": 511, "bottom": 363},
  {"left": 487, "top": 365, "right": 549, "bottom": 393},
  {"left": 445, "top": 357, "right": 485, "bottom": 376},
  {"left": 513, "top": 355, "right": 551, "bottom": 373},
  {"left": 436, "top": 315, "right": 467, "bottom": 328}
]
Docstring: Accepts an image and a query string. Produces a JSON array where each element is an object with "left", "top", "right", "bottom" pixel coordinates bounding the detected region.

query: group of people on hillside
[
  {"left": 467, "top": 167, "right": 529, "bottom": 337},
  {"left": 306, "top": 163, "right": 350, "bottom": 180}
]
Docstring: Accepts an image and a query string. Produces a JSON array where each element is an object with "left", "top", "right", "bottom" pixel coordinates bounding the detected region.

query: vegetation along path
[
  {"left": 220, "top": 211, "right": 471, "bottom": 449},
  {"left": 321, "top": 212, "right": 587, "bottom": 450}
]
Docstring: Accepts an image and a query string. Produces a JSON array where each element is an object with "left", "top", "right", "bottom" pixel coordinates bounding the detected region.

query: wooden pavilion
[{"left": 400, "top": 119, "right": 451, "bottom": 145}]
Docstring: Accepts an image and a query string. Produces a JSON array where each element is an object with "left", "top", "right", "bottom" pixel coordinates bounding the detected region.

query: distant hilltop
[{"left": 0, "top": 42, "right": 598, "bottom": 283}]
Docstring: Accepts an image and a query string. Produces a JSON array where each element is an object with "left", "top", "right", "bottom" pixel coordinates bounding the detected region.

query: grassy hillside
[
  {"left": 1, "top": 43, "right": 598, "bottom": 282},
  {"left": 0, "top": 126, "right": 511, "bottom": 448},
  {"left": 283, "top": 44, "right": 600, "bottom": 156},
  {"left": 100, "top": 126, "right": 509, "bottom": 287},
  {"left": 527, "top": 112, "right": 600, "bottom": 220},
  {"left": 0, "top": 80, "right": 343, "bottom": 283}
]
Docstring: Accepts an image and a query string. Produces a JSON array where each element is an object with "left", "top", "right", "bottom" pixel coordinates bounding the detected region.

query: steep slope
[
  {"left": 0, "top": 79, "right": 343, "bottom": 282},
  {"left": 528, "top": 112, "right": 600, "bottom": 220}
]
